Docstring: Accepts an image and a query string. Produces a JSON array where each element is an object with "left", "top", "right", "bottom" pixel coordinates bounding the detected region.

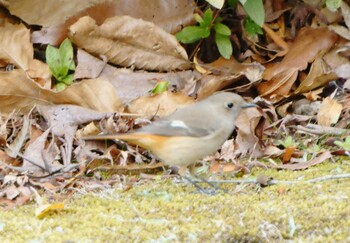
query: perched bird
[{"left": 83, "top": 92, "right": 256, "bottom": 171}]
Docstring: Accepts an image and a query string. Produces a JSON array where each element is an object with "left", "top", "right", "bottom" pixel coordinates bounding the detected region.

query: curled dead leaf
[
  {"left": 68, "top": 16, "right": 191, "bottom": 71},
  {"left": 127, "top": 91, "right": 195, "bottom": 117},
  {"left": 317, "top": 97, "right": 343, "bottom": 126},
  {"left": 0, "top": 69, "right": 123, "bottom": 113}
]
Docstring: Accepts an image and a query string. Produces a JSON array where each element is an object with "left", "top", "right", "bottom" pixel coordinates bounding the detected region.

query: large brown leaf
[
  {"left": 196, "top": 57, "right": 264, "bottom": 98},
  {"left": 127, "top": 91, "right": 195, "bottom": 117},
  {"left": 74, "top": 49, "right": 196, "bottom": 104},
  {"left": 25, "top": 0, "right": 195, "bottom": 45},
  {"left": 0, "top": 23, "right": 51, "bottom": 86},
  {"left": 68, "top": 16, "right": 191, "bottom": 71},
  {"left": 258, "top": 27, "right": 338, "bottom": 99},
  {"left": 0, "top": 70, "right": 122, "bottom": 113}
]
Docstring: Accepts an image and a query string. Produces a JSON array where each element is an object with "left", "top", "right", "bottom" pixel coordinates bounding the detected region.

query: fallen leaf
[
  {"left": 209, "top": 161, "right": 237, "bottom": 173},
  {"left": 196, "top": 57, "right": 264, "bottom": 98},
  {"left": 218, "top": 139, "right": 235, "bottom": 161},
  {"left": 258, "top": 27, "right": 338, "bottom": 99},
  {"left": 0, "top": 23, "right": 51, "bottom": 86},
  {"left": 5, "top": 115, "right": 30, "bottom": 158},
  {"left": 4, "top": 185, "right": 20, "bottom": 200},
  {"left": 0, "top": 69, "right": 123, "bottom": 113},
  {"left": 272, "top": 151, "right": 332, "bottom": 170},
  {"left": 295, "top": 54, "right": 337, "bottom": 93},
  {"left": 68, "top": 16, "right": 191, "bottom": 71},
  {"left": 24, "top": 0, "right": 196, "bottom": 45},
  {"left": 317, "top": 97, "right": 343, "bottom": 126},
  {"left": 22, "top": 128, "right": 56, "bottom": 172},
  {"left": 36, "top": 203, "right": 65, "bottom": 219},
  {"left": 127, "top": 91, "right": 195, "bottom": 117},
  {"left": 235, "top": 107, "right": 264, "bottom": 157},
  {"left": 74, "top": 50, "right": 196, "bottom": 104},
  {"left": 282, "top": 146, "right": 297, "bottom": 163},
  {"left": 74, "top": 49, "right": 108, "bottom": 79}
]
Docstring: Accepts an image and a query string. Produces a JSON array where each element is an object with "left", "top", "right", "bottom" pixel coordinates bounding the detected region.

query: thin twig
[{"left": 190, "top": 173, "right": 350, "bottom": 185}]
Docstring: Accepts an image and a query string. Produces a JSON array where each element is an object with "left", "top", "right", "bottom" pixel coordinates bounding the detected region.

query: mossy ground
[{"left": 0, "top": 159, "right": 349, "bottom": 242}]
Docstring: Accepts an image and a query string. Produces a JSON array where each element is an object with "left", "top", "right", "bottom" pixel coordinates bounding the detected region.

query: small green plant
[
  {"left": 326, "top": 0, "right": 341, "bottom": 12},
  {"left": 334, "top": 136, "right": 350, "bottom": 150},
  {"left": 244, "top": 16, "right": 263, "bottom": 36},
  {"left": 277, "top": 136, "right": 298, "bottom": 148},
  {"left": 176, "top": 8, "right": 232, "bottom": 59},
  {"left": 46, "top": 38, "right": 76, "bottom": 91},
  {"left": 176, "top": 0, "right": 265, "bottom": 59},
  {"left": 151, "top": 81, "right": 169, "bottom": 94}
]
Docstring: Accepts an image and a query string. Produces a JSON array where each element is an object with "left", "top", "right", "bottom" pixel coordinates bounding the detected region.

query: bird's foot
[{"left": 182, "top": 175, "right": 227, "bottom": 195}]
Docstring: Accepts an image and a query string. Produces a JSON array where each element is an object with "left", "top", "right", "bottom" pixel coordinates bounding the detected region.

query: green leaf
[
  {"left": 59, "top": 38, "right": 75, "bottom": 71},
  {"left": 194, "top": 13, "right": 203, "bottom": 24},
  {"left": 151, "top": 81, "right": 169, "bottom": 94},
  {"left": 202, "top": 8, "right": 213, "bottom": 27},
  {"left": 277, "top": 136, "right": 297, "bottom": 148},
  {"left": 60, "top": 74, "right": 74, "bottom": 85},
  {"left": 326, "top": 0, "right": 341, "bottom": 12},
  {"left": 228, "top": 0, "right": 238, "bottom": 7},
  {"left": 215, "top": 33, "right": 232, "bottom": 59},
  {"left": 241, "top": 0, "right": 265, "bottom": 26},
  {"left": 244, "top": 17, "right": 263, "bottom": 36},
  {"left": 56, "top": 83, "right": 67, "bottom": 91},
  {"left": 176, "top": 26, "right": 210, "bottom": 43},
  {"left": 214, "top": 23, "right": 231, "bottom": 36},
  {"left": 46, "top": 45, "right": 66, "bottom": 80},
  {"left": 205, "top": 0, "right": 224, "bottom": 9},
  {"left": 46, "top": 38, "right": 75, "bottom": 84},
  {"left": 334, "top": 136, "right": 350, "bottom": 150}
]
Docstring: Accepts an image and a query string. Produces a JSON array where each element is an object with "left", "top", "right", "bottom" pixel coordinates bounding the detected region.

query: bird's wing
[{"left": 137, "top": 109, "right": 220, "bottom": 137}]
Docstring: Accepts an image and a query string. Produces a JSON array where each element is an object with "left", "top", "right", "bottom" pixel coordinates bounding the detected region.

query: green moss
[{"left": 0, "top": 159, "right": 349, "bottom": 242}]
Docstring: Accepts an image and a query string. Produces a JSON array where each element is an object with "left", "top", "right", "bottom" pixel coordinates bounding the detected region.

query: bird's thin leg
[{"left": 182, "top": 176, "right": 217, "bottom": 195}]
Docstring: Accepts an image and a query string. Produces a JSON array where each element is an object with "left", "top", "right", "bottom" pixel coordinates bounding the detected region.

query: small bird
[{"left": 83, "top": 92, "right": 256, "bottom": 171}]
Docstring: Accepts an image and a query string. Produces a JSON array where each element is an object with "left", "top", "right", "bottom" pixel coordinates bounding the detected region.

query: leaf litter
[{"left": 0, "top": 1, "right": 349, "bottom": 229}]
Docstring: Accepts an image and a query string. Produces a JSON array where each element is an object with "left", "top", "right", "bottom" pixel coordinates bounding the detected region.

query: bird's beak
[{"left": 241, "top": 103, "right": 258, "bottom": 109}]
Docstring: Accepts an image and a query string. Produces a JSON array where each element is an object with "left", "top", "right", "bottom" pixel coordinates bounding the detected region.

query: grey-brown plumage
[{"left": 83, "top": 92, "right": 256, "bottom": 167}]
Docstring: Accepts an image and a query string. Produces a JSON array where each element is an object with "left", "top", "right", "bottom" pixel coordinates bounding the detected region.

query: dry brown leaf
[
  {"left": 5, "top": 115, "right": 30, "bottom": 158},
  {"left": 218, "top": 139, "right": 235, "bottom": 162},
  {"left": 196, "top": 57, "right": 264, "bottom": 98},
  {"left": 74, "top": 49, "right": 196, "bottom": 104},
  {"left": 15, "top": 0, "right": 195, "bottom": 45},
  {"left": 68, "top": 16, "right": 191, "bottom": 71},
  {"left": 262, "top": 145, "right": 283, "bottom": 157},
  {"left": 22, "top": 128, "right": 56, "bottom": 172},
  {"left": 259, "top": 27, "right": 338, "bottom": 99},
  {"left": 234, "top": 107, "right": 264, "bottom": 157},
  {"left": 127, "top": 91, "right": 195, "bottom": 117},
  {"left": 4, "top": 0, "right": 101, "bottom": 27},
  {"left": 0, "top": 23, "right": 51, "bottom": 86},
  {"left": 37, "top": 104, "right": 114, "bottom": 165},
  {"left": 317, "top": 97, "right": 343, "bottom": 126},
  {"left": 0, "top": 69, "right": 122, "bottom": 113},
  {"left": 341, "top": 1, "right": 350, "bottom": 29},
  {"left": 282, "top": 146, "right": 297, "bottom": 163},
  {"left": 74, "top": 49, "right": 108, "bottom": 79},
  {"left": 258, "top": 69, "right": 297, "bottom": 97},
  {"left": 295, "top": 54, "right": 337, "bottom": 93},
  {"left": 273, "top": 151, "right": 332, "bottom": 170},
  {"left": 0, "top": 150, "right": 15, "bottom": 164},
  {"left": 38, "top": 105, "right": 113, "bottom": 137},
  {"left": 209, "top": 161, "right": 237, "bottom": 173},
  {"left": 262, "top": 24, "right": 289, "bottom": 51},
  {"left": 263, "top": 27, "right": 338, "bottom": 80},
  {"left": 329, "top": 24, "right": 350, "bottom": 40}
]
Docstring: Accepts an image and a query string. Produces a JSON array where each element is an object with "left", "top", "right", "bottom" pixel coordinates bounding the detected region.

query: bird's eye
[{"left": 226, "top": 102, "right": 234, "bottom": 108}]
